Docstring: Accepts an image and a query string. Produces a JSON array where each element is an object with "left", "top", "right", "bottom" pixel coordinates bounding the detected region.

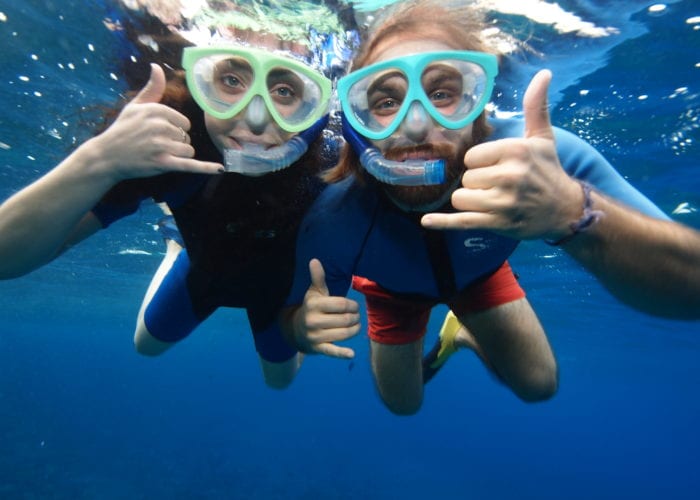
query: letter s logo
[{"left": 463, "top": 237, "right": 488, "bottom": 251}]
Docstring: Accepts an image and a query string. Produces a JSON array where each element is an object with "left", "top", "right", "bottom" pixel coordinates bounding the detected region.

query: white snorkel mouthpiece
[{"left": 223, "top": 116, "right": 328, "bottom": 176}]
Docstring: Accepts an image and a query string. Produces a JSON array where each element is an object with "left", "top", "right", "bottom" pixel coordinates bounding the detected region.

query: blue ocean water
[{"left": 1, "top": 1, "right": 699, "bottom": 499}]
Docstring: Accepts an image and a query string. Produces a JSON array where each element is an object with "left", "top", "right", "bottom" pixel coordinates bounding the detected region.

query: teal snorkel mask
[{"left": 337, "top": 50, "right": 497, "bottom": 185}]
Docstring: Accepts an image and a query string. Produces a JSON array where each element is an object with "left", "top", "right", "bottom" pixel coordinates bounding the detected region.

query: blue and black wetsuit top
[{"left": 92, "top": 137, "right": 333, "bottom": 356}]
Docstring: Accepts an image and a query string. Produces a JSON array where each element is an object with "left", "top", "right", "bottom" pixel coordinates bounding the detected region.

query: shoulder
[
  {"left": 297, "top": 176, "right": 378, "bottom": 262},
  {"left": 487, "top": 116, "right": 623, "bottom": 178},
  {"left": 487, "top": 116, "right": 667, "bottom": 218},
  {"left": 304, "top": 176, "right": 379, "bottom": 224}
]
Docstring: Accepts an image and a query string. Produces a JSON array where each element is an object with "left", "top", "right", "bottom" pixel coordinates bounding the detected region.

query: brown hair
[{"left": 324, "top": 0, "right": 495, "bottom": 183}]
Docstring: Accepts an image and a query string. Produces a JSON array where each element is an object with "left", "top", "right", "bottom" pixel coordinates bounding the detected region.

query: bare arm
[
  {"left": 0, "top": 145, "right": 123, "bottom": 278},
  {"left": 0, "top": 64, "right": 222, "bottom": 279},
  {"left": 561, "top": 191, "right": 700, "bottom": 319}
]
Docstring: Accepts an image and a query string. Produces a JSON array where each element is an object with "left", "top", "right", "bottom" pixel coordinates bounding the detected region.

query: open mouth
[
  {"left": 239, "top": 142, "right": 269, "bottom": 152},
  {"left": 229, "top": 140, "right": 277, "bottom": 152}
]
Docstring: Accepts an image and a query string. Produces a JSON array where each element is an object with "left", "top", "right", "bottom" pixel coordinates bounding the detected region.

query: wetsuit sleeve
[
  {"left": 91, "top": 183, "right": 147, "bottom": 228},
  {"left": 91, "top": 173, "right": 203, "bottom": 228},
  {"left": 553, "top": 126, "right": 669, "bottom": 219},
  {"left": 91, "top": 177, "right": 162, "bottom": 228},
  {"left": 490, "top": 118, "right": 668, "bottom": 220}
]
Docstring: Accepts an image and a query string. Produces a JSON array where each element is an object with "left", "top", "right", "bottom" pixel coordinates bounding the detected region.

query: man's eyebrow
[
  {"left": 367, "top": 70, "right": 404, "bottom": 95},
  {"left": 422, "top": 64, "right": 462, "bottom": 86}
]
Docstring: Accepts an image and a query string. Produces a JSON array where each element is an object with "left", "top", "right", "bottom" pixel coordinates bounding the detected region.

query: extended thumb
[
  {"left": 309, "top": 258, "right": 329, "bottom": 296},
  {"left": 132, "top": 63, "right": 166, "bottom": 104},
  {"left": 523, "top": 69, "right": 554, "bottom": 139}
]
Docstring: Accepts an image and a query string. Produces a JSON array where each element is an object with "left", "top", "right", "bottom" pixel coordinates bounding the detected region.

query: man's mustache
[{"left": 383, "top": 142, "right": 458, "bottom": 162}]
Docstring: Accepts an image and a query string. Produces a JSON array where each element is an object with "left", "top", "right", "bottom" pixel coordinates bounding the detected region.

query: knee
[
  {"left": 133, "top": 333, "right": 170, "bottom": 356},
  {"left": 380, "top": 393, "right": 423, "bottom": 416},
  {"left": 513, "top": 365, "right": 559, "bottom": 403},
  {"left": 260, "top": 356, "right": 299, "bottom": 390},
  {"left": 264, "top": 377, "right": 294, "bottom": 390}
]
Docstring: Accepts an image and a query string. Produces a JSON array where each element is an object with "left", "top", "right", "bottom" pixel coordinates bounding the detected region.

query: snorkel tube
[
  {"left": 224, "top": 115, "right": 328, "bottom": 176},
  {"left": 341, "top": 113, "right": 445, "bottom": 186}
]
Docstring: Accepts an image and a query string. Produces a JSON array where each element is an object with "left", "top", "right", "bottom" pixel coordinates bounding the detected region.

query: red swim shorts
[{"left": 351, "top": 261, "right": 525, "bottom": 345}]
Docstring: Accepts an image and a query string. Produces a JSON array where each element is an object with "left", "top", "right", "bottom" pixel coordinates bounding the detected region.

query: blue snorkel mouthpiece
[
  {"left": 341, "top": 113, "right": 445, "bottom": 186},
  {"left": 224, "top": 115, "right": 329, "bottom": 176}
]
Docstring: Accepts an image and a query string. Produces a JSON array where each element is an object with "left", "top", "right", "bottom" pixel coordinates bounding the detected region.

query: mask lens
[
  {"left": 346, "top": 68, "right": 409, "bottom": 137},
  {"left": 191, "top": 55, "right": 255, "bottom": 115},
  {"left": 266, "top": 65, "right": 325, "bottom": 128},
  {"left": 421, "top": 59, "right": 487, "bottom": 123}
]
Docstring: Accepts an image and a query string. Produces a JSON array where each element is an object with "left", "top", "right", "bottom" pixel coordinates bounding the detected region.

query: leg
[
  {"left": 258, "top": 354, "right": 302, "bottom": 390},
  {"left": 351, "top": 277, "right": 432, "bottom": 415},
  {"left": 134, "top": 240, "right": 207, "bottom": 355},
  {"left": 371, "top": 338, "right": 424, "bottom": 415},
  {"left": 458, "top": 298, "right": 558, "bottom": 402},
  {"left": 250, "top": 309, "right": 303, "bottom": 389}
]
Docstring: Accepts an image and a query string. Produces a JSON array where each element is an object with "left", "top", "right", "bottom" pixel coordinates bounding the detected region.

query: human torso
[{"left": 289, "top": 177, "right": 518, "bottom": 304}]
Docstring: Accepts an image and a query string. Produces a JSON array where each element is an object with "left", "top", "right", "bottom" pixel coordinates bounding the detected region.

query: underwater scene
[{"left": 1, "top": 0, "right": 699, "bottom": 498}]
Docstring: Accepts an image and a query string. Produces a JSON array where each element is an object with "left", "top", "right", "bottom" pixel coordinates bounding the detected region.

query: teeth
[{"left": 239, "top": 143, "right": 267, "bottom": 152}]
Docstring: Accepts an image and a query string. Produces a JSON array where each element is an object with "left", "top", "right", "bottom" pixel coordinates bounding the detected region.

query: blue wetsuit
[{"left": 286, "top": 118, "right": 668, "bottom": 308}]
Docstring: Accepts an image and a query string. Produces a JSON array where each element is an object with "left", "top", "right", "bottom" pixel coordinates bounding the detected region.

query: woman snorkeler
[{"left": 0, "top": 0, "right": 355, "bottom": 388}]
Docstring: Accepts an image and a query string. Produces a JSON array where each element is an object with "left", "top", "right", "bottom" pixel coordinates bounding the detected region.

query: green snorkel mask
[
  {"left": 182, "top": 46, "right": 332, "bottom": 133},
  {"left": 123, "top": 0, "right": 356, "bottom": 176}
]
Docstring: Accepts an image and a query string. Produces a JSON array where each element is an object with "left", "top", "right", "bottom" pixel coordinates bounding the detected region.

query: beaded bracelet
[{"left": 545, "top": 181, "right": 605, "bottom": 246}]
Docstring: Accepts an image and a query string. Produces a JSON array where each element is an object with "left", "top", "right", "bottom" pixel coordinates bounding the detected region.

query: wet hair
[{"left": 324, "top": 0, "right": 495, "bottom": 183}]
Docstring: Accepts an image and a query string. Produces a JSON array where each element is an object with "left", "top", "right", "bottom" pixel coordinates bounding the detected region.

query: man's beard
[{"left": 380, "top": 141, "right": 469, "bottom": 212}]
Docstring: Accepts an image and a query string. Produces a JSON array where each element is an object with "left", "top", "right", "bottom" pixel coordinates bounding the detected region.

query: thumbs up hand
[
  {"left": 421, "top": 70, "right": 583, "bottom": 242},
  {"left": 288, "top": 258, "right": 360, "bottom": 358},
  {"left": 88, "top": 64, "right": 223, "bottom": 182}
]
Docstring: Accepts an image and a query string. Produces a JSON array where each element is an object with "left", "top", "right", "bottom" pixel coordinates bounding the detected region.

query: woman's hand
[{"left": 86, "top": 64, "right": 223, "bottom": 182}]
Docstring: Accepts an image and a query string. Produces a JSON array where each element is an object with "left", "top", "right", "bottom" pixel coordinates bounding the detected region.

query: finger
[
  {"left": 168, "top": 141, "right": 195, "bottom": 158},
  {"left": 309, "top": 258, "right": 329, "bottom": 296},
  {"left": 313, "top": 296, "right": 359, "bottom": 315},
  {"left": 309, "top": 322, "right": 361, "bottom": 343},
  {"left": 464, "top": 138, "right": 522, "bottom": 172},
  {"left": 132, "top": 64, "right": 166, "bottom": 105},
  {"left": 307, "top": 310, "right": 360, "bottom": 333},
  {"left": 153, "top": 106, "right": 192, "bottom": 132},
  {"left": 154, "top": 154, "right": 224, "bottom": 174},
  {"left": 315, "top": 343, "right": 355, "bottom": 359},
  {"left": 169, "top": 124, "right": 190, "bottom": 144},
  {"left": 450, "top": 184, "right": 504, "bottom": 212},
  {"left": 523, "top": 69, "right": 554, "bottom": 140},
  {"left": 421, "top": 211, "right": 498, "bottom": 231}
]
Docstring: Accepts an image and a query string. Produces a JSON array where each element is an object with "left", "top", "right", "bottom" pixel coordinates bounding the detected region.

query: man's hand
[
  {"left": 421, "top": 70, "right": 582, "bottom": 242},
  {"left": 289, "top": 258, "right": 360, "bottom": 358},
  {"left": 88, "top": 64, "right": 223, "bottom": 181}
]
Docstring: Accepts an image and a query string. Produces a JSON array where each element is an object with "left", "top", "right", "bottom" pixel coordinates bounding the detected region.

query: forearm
[
  {"left": 0, "top": 140, "right": 117, "bottom": 278},
  {"left": 562, "top": 191, "right": 700, "bottom": 319}
]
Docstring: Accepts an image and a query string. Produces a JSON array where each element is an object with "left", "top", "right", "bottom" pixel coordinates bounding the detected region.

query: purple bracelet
[{"left": 545, "top": 181, "right": 605, "bottom": 246}]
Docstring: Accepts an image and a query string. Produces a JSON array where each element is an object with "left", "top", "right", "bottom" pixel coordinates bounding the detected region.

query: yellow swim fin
[{"left": 422, "top": 310, "right": 461, "bottom": 383}]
